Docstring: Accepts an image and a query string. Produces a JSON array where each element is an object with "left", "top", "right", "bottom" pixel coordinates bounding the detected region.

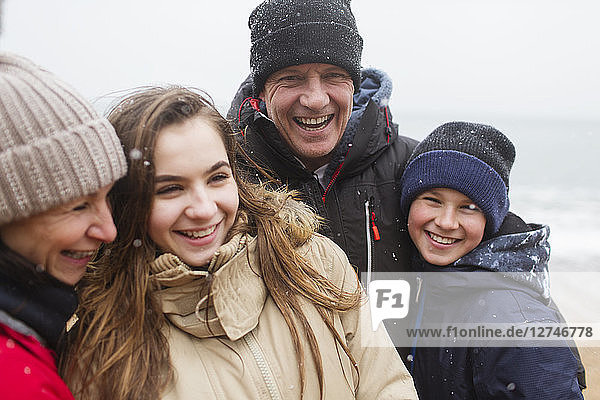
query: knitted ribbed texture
[
  {"left": 249, "top": 0, "right": 363, "bottom": 96},
  {"left": 400, "top": 121, "right": 516, "bottom": 234},
  {"left": 0, "top": 52, "right": 127, "bottom": 224}
]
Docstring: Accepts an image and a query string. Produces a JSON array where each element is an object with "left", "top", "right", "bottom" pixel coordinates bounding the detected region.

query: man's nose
[{"left": 299, "top": 78, "right": 329, "bottom": 110}]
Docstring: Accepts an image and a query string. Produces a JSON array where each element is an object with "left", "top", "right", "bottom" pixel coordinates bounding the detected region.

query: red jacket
[{"left": 0, "top": 323, "right": 74, "bottom": 400}]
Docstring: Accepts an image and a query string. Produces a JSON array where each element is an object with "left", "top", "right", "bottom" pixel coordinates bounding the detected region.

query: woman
[
  {"left": 64, "top": 86, "right": 417, "bottom": 399},
  {"left": 0, "top": 52, "right": 127, "bottom": 399}
]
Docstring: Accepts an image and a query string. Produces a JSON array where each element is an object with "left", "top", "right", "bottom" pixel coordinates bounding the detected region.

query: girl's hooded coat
[{"left": 150, "top": 199, "right": 417, "bottom": 399}]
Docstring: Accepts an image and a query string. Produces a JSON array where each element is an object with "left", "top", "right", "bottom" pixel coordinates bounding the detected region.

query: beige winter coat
[{"left": 150, "top": 233, "right": 417, "bottom": 400}]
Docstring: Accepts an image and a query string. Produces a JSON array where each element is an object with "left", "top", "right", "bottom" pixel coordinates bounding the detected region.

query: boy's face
[{"left": 408, "top": 188, "right": 486, "bottom": 266}]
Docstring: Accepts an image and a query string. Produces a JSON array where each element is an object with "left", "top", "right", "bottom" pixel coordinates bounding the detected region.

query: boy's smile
[{"left": 408, "top": 188, "right": 486, "bottom": 266}]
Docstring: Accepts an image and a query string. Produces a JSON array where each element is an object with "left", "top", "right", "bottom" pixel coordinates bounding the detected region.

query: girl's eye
[
  {"left": 210, "top": 173, "right": 231, "bottom": 183},
  {"left": 155, "top": 185, "right": 181, "bottom": 195}
]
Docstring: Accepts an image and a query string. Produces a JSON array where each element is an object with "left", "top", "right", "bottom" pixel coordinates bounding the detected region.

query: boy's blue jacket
[{"left": 410, "top": 212, "right": 585, "bottom": 399}]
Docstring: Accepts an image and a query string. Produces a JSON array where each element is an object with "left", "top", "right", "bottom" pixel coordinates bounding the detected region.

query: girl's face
[
  {"left": 407, "top": 188, "right": 486, "bottom": 266},
  {"left": 0, "top": 184, "right": 117, "bottom": 285},
  {"left": 148, "top": 116, "right": 239, "bottom": 267}
]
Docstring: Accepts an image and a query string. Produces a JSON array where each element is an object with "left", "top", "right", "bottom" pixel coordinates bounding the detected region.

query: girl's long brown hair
[{"left": 62, "top": 86, "right": 360, "bottom": 399}]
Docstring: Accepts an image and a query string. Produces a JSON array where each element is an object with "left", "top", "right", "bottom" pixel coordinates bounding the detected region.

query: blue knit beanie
[{"left": 399, "top": 121, "right": 516, "bottom": 234}]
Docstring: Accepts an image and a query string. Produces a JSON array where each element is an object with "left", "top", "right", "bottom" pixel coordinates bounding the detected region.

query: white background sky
[
  {"left": 1, "top": 0, "right": 599, "bottom": 133},
  {"left": 1, "top": 1, "right": 599, "bottom": 304}
]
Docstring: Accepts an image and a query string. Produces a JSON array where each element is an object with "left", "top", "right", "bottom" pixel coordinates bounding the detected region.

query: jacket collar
[
  {"left": 0, "top": 248, "right": 78, "bottom": 350},
  {"left": 150, "top": 234, "right": 267, "bottom": 340}
]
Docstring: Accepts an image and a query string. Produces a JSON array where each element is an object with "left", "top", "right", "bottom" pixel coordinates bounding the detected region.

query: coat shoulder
[{"left": 299, "top": 233, "right": 359, "bottom": 291}]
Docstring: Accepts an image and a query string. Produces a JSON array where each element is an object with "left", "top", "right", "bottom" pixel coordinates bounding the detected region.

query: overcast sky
[{"left": 1, "top": 0, "right": 599, "bottom": 134}]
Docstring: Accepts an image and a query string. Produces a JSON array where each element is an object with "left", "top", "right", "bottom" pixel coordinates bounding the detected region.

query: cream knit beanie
[{"left": 0, "top": 52, "right": 127, "bottom": 224}]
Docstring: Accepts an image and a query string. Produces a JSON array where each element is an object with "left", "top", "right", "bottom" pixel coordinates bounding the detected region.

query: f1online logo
[{"left": 368, "top": 280, "right": 410, "bottom": 330}]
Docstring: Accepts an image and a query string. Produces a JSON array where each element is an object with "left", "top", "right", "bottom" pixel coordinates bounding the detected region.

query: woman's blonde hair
[{"left": 62, "top": 86, "right": 360, "bottom": 399}]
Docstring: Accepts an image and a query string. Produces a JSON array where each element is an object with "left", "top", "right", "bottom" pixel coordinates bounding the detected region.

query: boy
[{"left": 399, "top": 121, "right": 584, "bottom": 399}]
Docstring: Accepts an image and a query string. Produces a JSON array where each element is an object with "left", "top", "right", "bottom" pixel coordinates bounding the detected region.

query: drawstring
[
  {"left": 238, "top": 97, "right": 262, "bottom": 124},
  {"left": 368, "top": 197, "right": 381, "bottom": 241},
  {"left": 383, "top": 107, "right": 391, "bottom": 144},
  {"left": 370, "top": 211, "right": 380, "bottom": 241}
]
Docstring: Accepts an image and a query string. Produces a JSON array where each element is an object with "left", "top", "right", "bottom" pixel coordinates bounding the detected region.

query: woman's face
[
  {"left": 0, "top": 184, "right": 117, "bottom": 285},
  {"left": 148, "top": 116, "right": 239, "bottom": 267}
]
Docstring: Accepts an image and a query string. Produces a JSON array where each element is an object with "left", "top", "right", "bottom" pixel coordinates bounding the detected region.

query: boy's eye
[
  {"left": 461, "top": 203, "right": 481, "bottom": 212},
  {"left": 422, "top": 196, "right": 441, "bottom": 204}
]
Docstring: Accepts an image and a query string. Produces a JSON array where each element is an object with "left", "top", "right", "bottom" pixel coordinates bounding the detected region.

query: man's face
[{"left": 260, "top": 63, "right": 354, "bottom": 171}]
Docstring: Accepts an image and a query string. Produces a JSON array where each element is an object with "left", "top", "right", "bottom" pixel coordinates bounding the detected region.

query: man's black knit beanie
[
  {"left": 249, "top": 0, "right": 363, "bottom": 97},
  {"left": 400, "top": 121, "right": 516, "bottom": 234}
]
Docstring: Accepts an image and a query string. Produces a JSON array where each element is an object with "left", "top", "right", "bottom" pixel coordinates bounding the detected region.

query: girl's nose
[{"left": 184, "top": 190, "right": 217, "bottom": 220}]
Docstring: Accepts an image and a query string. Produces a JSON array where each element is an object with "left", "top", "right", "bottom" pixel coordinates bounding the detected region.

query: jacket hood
[
  {"left": 454, "top": 223, "right": 551, "bottom": 299},
  {"left": 227, "top": 68, "right": 398, "bottom": 182}
]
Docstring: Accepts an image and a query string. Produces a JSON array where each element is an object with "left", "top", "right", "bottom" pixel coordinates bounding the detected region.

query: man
[{"left": 228, "top": 0, "right": 418, "bottom": 279}]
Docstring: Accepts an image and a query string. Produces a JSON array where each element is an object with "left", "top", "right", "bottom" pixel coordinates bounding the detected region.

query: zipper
[
  {"left": 364, "top": 199, "right": 373, "bottom": 293},
  {"left": 364, "top": 197, "right": 382, "bottom": 293},
  {"left": 321, "top": 145, "right": 352, "bottom": 203},
  {"left": 243, "top": 331, "right": 282, "bottom": 400},
  {"left": 415, "top": 276, "right": 423, "bottom": 303}
]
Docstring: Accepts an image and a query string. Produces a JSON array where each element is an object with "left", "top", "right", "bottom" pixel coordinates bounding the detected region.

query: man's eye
[{"left": 326, "top": 73, "right": 348, "bottom": 79}]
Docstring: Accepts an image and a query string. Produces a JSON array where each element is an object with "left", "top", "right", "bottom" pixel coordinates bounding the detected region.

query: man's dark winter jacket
[
  {"left": 228, "top": 68, "right": 418, "bottom": 277},
  {"left": 409, "top": 213, "right": 585, "bottom": 400}
]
